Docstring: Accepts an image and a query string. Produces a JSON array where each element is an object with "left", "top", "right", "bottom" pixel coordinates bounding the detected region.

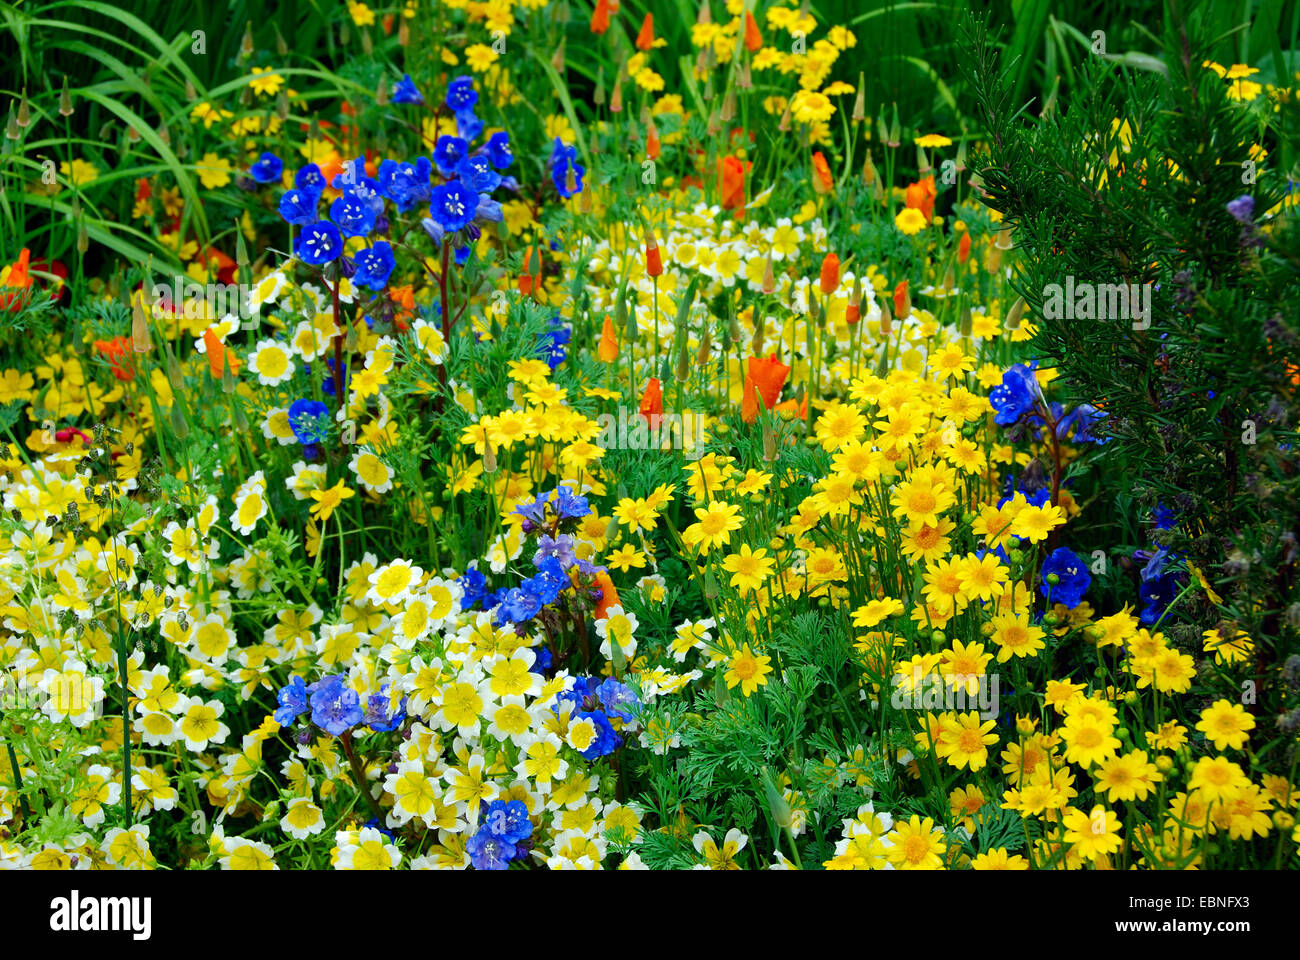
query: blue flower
[
  {"left": 496, "top": 586, "right": 542, "bottom": 625},
  {"left": 475, "top": 194, "right": 504, "bottom": 224},
  {"left": 364, "top": 685, "right": 407, "bottom": 733},
  {"left": 1226, "top": 195, "right": 1255, "bottom": 224},
  {"left": 377, "top": 157, "right": 432, "bottom": 213},
  {"left": 273, "top": 675, "right": 309, "bottom": 725},
  {"left": 552, "top": 485, "right": 589, "bottom": 519},
  {"left": 391, "top": 74, "right": 424, "bottom": 105},
  {"left": 330, "top": 191, "right": 378, "bottom": 238},
  {"left": 307, "top": 674, "right": 363, "bottom": 736},
  {"left": 1154, "top": 502, "right": 1177, "bottom": 530},
  {"left": 433, "top": 136, "right": 470, "bottom": 178},
  {"left": 457, "top": 567, "right": 488, "bottom": 608},
  {"left": 354, "top": 241, "right": 396, "bottom": 291},
  {"left": 249, "top": 152, "right": 283, "bottom": 184},
  {"left": 321, "top": 355, "right": 350, "bottom": 397},
  {"left": 485, "top": 131, "right": 513, "bottom": 169},
  {"left": 1039, "top": 547, "right": 1091, "bottom": 609},
  {"left": 455, "top": 108, "right": 483, "bottom": 143},
  {"left": 574, "top": 710, "right": 621, "bottom": 760},
  {"left": 279, "top": 188, "right": 319, "bottom": 226},
  {"left": 524, "top": 554, "right": 568, "bottom": 605},
  {"left": 294, "top": 163, "right": 328, "bottom": 195},
  {"left": 466, "top": 826, "right": 515, "bottom": 870},
  {"left": 551, "top": 150, "right": 585, "bottom": 198},
  {"left": 287, "top": 398, "right": 331, "bottom": 444},
  {"left": 1057, "top": 403, "right": 1108, "bottom": 444},
  {"left": 294, "top": 220, "right": 344, "bottom": 265},
  {"left": 595, "top": 678, "right": 639, "bottom": 722},
  {"left": 483, "top": 799, "right": 533, "bottom": 844},
  {"left": 428, "top": 179, "right": 479, "bottom": 233},
  {"left": 457, "top": 153, "right": 502, "bottom": 193},
  {"left": 989, "top": 363, "right": 1040, "bottom": 426},
  {"left": 445, "top": 75, "right": 477, "bottom": 112}
]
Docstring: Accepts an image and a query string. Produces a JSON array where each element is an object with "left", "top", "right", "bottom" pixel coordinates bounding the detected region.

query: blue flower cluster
[
  {"left": 420, "top": 76, "right": 514, "bottom": 247},
  {"left": 554, "top": 676, "right": 638, "bottom": 760},
  {"left": 286, "top": 397, "right": 331, "bottom": 459},
  {"left": 540, "top": 315, "right": 571, "bottom": 370},
  {"left": 1039, "top": 546, "right": 1091, "bottom": 609},
  {"left": 274, "top": 674, "right": 408, "bottom": 737},
  {"left": 546, "top": 137, "right": 585, "bottom": 198},
  {"left": 466, "top": 799, "right": 533, "bottom": 870},
  {"left": 275, "top": 75, "right": 512, "bottom": 286}
]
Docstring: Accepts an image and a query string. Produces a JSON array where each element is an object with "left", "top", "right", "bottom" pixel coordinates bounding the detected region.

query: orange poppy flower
[
  {"left": 957, "top": 230, "right": 972, "bottom": 263},
  {"left": 592, "top": 570, "right": 621, "bottom": 620},
  {"left": 94, "top": 335, "right": 135, "bottom": 381},
  {"left": 0, "top": 248, "right": 32, "bottom": 311},
  {"left": 747, "top": 355, "right": 791, "bottom": 411},
  {"left": 718, "top": 155, "right": 750, "bottom": 215},
  {"left": 202, "top": 327, "right": 242, "bottom": 378},
  {"left": 893, "top": 280, "right": 911, "bottom": 319},
  {"left": 646, "top": 121, "right": 661, "bottom": 161},
  {"left": 639, "top": 377, "right": 663, "bottom": 424},
  {"left": 905, "top": 175, "right": 937, "bottom": 221},
  {"left": 744, "top": 11, "right": 763, "bottom": 51}
]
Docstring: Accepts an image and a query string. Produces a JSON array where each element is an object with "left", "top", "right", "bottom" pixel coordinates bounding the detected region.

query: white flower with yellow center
[
  {"left": 367, "top": 559, "right": 423, "bottom": 606},
  {"left": 249, "top": 339, "right": 294, "bottom": 386},
  {"left": 349, "top": 449, "right": 394, "bottom": 494},
  {"left": 595, "top": 606, "right": 639, "bottom": 660}
]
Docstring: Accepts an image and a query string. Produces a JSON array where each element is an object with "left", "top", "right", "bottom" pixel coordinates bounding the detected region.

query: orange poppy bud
[
  {"left": 598, "top": 314, "right": 619, "bottom": 363},
  {"left": 646, "top": 120, "right": 661, "bottom": 161},
  {"left": 645, "top": 231, "right": 663, "bottom": 277},
  {"left": 893, "top": 279, "right": 911, "bottom": 320},
  {"left": 635, "top": 13, "right": 654, "bottom": 50},
  {"left": 743, "top": 11, "right": 762, "bottom": 51},
  {"left": 639, "top": 377, "right": 664, "bottom": 424},
  {"left": 591, "top": 0, "right": 612, "bottom": 35},
  {"left": 0, "top": 248, "right": 33, "bottom": 311},
  {"left": 741, "top": 374, "right": 760, "bottom": 424},
  {"left": 819, "top": 252, "right": 840, "bottom": 296},
  {"left": 811, "top": 151, "right": 833, "bottom": 195},
  {"left": 957, "top": 230, "right": 972, "bottom": 264}
]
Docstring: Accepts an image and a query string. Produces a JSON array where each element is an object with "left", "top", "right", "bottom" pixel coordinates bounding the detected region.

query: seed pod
[
  {"left": 696, "top": 329, "right": 712, "bottom": 365},
  {"left": 761, "top": 256, "right": 775, "bottom": 295},
  {"left": 551, "top": 38, "right": 566, "bottom": 73},
  {"left": 16, "top": 89, "right": 30, "bottom": 128},
  {"left": 132, "top": 295, "right": 153, "bottom": 353},
  {"left": 1005, "top": 295, "right": 1027, "bottom": 330},
  {"left": 60, "top": 78, "right": 74, "bottom": 117},
  {"left": 483, "top": 443, "right": 498, "bottom": 474},
  {"left": 879, "top": 297, "right": 893, "bottom": 335},
  {"left": 852, "top": 73, "right": 866, "bottom": 123}
]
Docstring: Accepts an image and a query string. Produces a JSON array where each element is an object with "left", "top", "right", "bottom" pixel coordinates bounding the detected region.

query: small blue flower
[
  {"left": 294, "top": 220, "right": 343, "bottom": 265},
  {"left": 457, "top": 567, "right": 489, "bottom": 609},
  {"left": 1039, "top": 547, "right": 1091, "bottom": 610},
  {"left": 273, "top": 675, "right": 309, "bottom": 725},
  {"left": 466, "top": 825, "right": 515, "bottom": 870},
  {"left": 595, "top": 678, "right": 639, "bottom": 722},
  {"left": 457, "top": 153, "right": 502, "bottom": 193},
  {"left": 433, "top": 136, "right": 470, "bottom": 178},
  {"left": 428, "top": 180, "right": 479, "bottom": 233},
  {"left": 455, "top": 107, "right": 483, "bottom": 143},
  {"left": 475, "top": 194, "right": 504, "bottom": 224},
  {"left": 989, "top": 363, "right": 1040, "bottom": 426},
  {"left": 377, "top": 157, "right": 432, "bottom": 213},
  {"left": 354, "top": 241, "right": 396, "bottom": 291},
  {"left": 294, "top": 163, "right": 328, "bottom": 196},
  {"left": 391, "top": 74, "right": 424, "bottom": 105},
  {"left": 330, "top": 191, "right": 378, "bottom": 238},
  {"left": 364, "top": 685, "right": 408, "bottom": 733},
  {"left": 552, "top": 485, "right": 589, "bottom": 519},
  {"left": 249, "top": 152, "right": 283, "bottom": 184},
  {"left": 288, "top": 398, "right": 331, "bottom": 445},
  {"left": 279, "top": 188, "right": 319, "bottom": 226},
  {"left": 485, "top": 131, "right": 513, "bottom": 169},
  {"left": 496, "top": 586, "right": 542, "bottom": 626},
  {"left": 445, "top": 75, "right": 477, "bottom": 112},
  {"left": 483, "top": 799, "right": 533, "bottom": 844},
  {"left": 307, "top": 674, "right": 363, "bottom": 736}
]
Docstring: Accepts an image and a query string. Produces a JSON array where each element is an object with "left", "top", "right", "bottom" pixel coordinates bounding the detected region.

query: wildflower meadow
[{"left": 0, "top": 0, "right": 1298, "bottom": 920}]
